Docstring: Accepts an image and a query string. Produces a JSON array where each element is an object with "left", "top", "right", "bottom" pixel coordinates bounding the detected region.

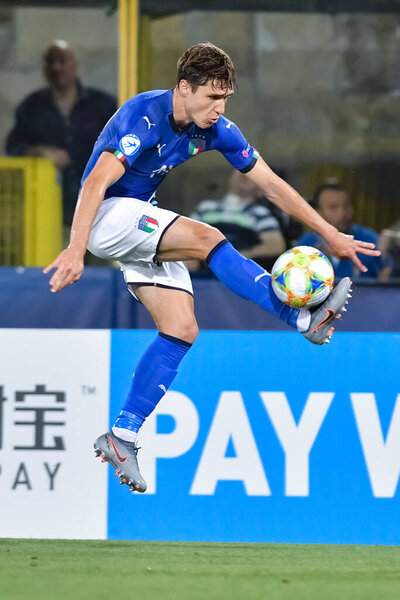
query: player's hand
[
  {"left": 43, "top": 247, "right": 85, "bottom": 293},
  {"left": 327, "top": 231, "right": 381, "bottom": 273}
]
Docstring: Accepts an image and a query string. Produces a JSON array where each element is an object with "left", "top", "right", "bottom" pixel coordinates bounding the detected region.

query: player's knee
[
  {"left": 196, "top": 224, "right": 225, "bottom": 260},
  {"left": 182, "top": 321, "right": 199, "bottom": 345},
  {"left": 169, "top": 321, "right": 199, "bottom": 345}
]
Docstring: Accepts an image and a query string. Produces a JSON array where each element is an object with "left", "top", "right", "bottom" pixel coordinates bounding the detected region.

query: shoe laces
[{"left": 123, "top": 440, "right": 141, "bottom": 456}]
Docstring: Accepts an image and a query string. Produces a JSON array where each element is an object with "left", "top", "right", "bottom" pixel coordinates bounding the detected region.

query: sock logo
[
  {"left": 158, "top": 384, "right": 167, "bottom": 393},
  {"left": 254, "top": 272, "right": 267, "bottom": 283}
]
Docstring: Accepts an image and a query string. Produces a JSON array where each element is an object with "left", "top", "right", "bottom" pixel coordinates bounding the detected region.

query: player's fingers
[
  {"left": 43, "top": 260, "right": 58, "bottom": 274},
  {"left": 50, "top": 268, "right": 81, "bottom": 292},
  {"left": 355, "top": 240, "right": 376, "bottom": 249},
  {"left": 50, "top": 275, "right": 68, "bottom": 293},
  {"left": 352, "top": 253, "right": 368, "bottom": 273},
  {"left": 356, "top": 247, "right": 381, "bottom": 257},
  {"left": 49, "top": 266, "right": 66, "bottom": 289}
]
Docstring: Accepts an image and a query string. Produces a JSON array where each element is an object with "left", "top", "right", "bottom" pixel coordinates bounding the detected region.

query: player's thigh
[
  {"left": 157, "top": 216, "right": 225, "bottom": 262},
  {"left": 132, "top": 284, "right": 199, "bottom": 344}
]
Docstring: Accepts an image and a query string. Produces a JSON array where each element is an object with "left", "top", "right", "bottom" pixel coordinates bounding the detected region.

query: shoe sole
[
  {"left": 327, "top": 280, "right": 353, "bottom": 343},
  {"left": 305, "top": 279, "right": 353, "bottom": 345},
  {"left": 94, "top": 444, "right": 145, "bottom": 493}
]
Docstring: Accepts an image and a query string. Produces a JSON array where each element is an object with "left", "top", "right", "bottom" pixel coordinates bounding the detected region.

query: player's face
[
  {"left": 185, "top": 80, "right": 234, "bottom": 128},
  {"left": 318, "top": 190, "right": 353, "bottom": 233}
]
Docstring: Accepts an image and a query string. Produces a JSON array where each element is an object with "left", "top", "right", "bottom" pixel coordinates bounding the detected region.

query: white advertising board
[{"left": 0, "top": 330, "right": 110, "bottom": 539}]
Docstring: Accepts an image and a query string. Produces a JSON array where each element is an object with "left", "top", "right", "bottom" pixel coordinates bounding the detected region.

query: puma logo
[{"left": 143, "top": 116, "right": 156, "bottom": 129}]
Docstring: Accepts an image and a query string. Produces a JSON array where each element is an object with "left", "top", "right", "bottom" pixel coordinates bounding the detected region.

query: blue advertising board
[{"left": 108, "top": 331, "right": 400, "bottom": 545}]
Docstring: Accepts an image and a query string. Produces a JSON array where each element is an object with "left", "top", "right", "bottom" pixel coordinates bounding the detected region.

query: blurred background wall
[{"left": 0, "top": 7, "right": 399, "bottom": 218}]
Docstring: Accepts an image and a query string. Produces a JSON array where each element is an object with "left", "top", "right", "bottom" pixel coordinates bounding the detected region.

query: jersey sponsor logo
[
  {"left": 143, "top": 116, "right": 156, "bottom": 129},
  {"left": 150, "top": 165, "right": 174, "bottom": 178},
  {"left": 189, "top": 135, "right": 206, "bottom": 156},
  {"left": 119, "top": 134, "right": 141, "bottom": 156},
  {"left": 138, "top": 215, "right": 159, "bottom": 233}
]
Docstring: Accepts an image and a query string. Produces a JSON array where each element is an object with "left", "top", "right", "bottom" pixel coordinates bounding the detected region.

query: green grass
[{"left": 1, "top": 539, "right": 400, "bottom": 600}]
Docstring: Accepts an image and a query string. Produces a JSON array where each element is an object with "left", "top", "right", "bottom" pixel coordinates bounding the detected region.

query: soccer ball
[{"left": 271, "top": 246, "right": 334, "bottom": 308}]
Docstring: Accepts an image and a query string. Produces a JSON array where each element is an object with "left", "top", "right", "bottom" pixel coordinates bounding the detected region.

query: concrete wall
[{"left": 0, "top": 7, "right": 399, "bottom": 221}]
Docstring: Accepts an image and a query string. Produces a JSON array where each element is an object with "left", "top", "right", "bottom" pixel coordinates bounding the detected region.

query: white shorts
[{"left": 88, "top": 196, "right": 193, "bottom": 299}]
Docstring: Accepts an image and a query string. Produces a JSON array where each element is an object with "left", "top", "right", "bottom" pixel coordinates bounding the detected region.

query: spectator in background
[
  {"left": 6, "top": 39, "right": 117, "bottom": 235},
  {"left": 378, "top": 220, "right": 400, "bottom": 280},
  {"left": 259, "top": 166, "right": 303, "bottom": 249},
  {"left": 190, "top": 170, "right": 286, "bottom": 270},
  {"left": 297, "top": 181, "right": 387, "bottom": 280}
]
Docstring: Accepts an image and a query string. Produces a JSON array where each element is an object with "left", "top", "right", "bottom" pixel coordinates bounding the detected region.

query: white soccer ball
[{"left": 271, "top": 246, "right": 334, "bottom": 308}]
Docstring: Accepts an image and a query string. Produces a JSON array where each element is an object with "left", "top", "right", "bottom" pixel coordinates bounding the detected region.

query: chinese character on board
[{"left": 13, "top": 384, "right": 66, "bottom": 451}]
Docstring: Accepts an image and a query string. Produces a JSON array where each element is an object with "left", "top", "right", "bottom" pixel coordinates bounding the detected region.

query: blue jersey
[{"left": 81, "top": 89, "right": 258, "bottom": 204}]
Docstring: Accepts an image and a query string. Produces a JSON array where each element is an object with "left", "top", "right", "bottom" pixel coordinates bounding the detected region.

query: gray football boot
[
  {"left": 302, "top": 277, "right": 352, "bottom": 345},
  {"left": 94, "top": 430, "right": 147, "bottom": 493}
]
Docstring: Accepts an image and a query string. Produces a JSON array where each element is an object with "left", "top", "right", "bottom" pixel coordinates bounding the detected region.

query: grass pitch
[{"left": 1, "top": 539, "right": 400, "bottom": 600}]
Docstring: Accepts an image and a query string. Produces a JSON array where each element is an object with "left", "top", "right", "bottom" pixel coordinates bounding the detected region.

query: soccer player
[{"left": 44, "top": 43, "right": 380, "bottom": 493}]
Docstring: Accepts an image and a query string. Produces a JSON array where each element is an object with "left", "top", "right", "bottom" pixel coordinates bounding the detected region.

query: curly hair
[{"left": 177, "top": 42, "right": 236, "bottom": 91}]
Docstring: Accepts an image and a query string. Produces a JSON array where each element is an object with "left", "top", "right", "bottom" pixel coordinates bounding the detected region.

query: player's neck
[{"left": 172, "top": 87, "right": 192, "bottom": 128}]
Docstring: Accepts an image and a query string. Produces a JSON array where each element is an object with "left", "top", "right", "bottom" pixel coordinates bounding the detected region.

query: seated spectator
[
  {"left": 378, "top": 220, "right": 400, "bottom": 280},
  {"left": 297, "top": 181, "right": 386, "bottom": 280},
  {"left": 259, "top": 167, "right": 303, "bottom": 249},
  {"left": 6, "top": 39, "right": 117, "bottom": 233},
  {"left": 190, "top": 170, "right": 286, "bottom": 270}
]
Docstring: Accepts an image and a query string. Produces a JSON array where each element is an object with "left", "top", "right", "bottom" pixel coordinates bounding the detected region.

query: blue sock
[
  {"left": 113, "top": 333, "right": 191, "bottom": 437},
  {"left": 206, "top": 240, "right": 301, "bottom": 328}
]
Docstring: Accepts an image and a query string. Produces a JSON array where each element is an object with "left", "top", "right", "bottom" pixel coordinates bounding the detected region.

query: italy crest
[{"left": 189, "top": 135, "right": 206, "bottom": 156}]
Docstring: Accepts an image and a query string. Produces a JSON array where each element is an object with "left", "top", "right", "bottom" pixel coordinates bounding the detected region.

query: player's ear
[{"left": 179, "top": 79, "right": 192, "bottom": 96}]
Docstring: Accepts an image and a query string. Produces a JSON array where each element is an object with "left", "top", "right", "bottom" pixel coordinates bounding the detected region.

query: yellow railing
[
  {"left": 118, "top": 0, "right": 139, "bottom": 105},
  {"left": 0, "top": 157, "right": 62, "bottom": 266}
]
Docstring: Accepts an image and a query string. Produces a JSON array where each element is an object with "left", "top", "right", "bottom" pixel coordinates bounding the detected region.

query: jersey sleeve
[
  {"left": 102, "top": 100, "right": 159, "bottom": 170},
  {"left": 213, "top": 118, "right": 259, "bottom": 173}
]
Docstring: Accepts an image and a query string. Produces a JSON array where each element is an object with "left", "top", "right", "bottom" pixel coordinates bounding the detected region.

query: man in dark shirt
[{"left": 6, "top": 40, "right": 117, "bottom": 228}]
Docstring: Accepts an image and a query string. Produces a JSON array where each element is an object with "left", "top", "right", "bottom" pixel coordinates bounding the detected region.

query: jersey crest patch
[
  {"left": 119, "top": 134, "right": 141, "bottom": 156},
  {"left": 189, "top": 135, "right": 206, "bottom": 156},
  {"left": 138, "top": 215, "right": 159, "bottom": 233}
]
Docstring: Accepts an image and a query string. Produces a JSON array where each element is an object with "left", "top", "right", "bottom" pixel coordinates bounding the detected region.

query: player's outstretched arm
[
  {"left": 246, "top": 156, "right": 380, "bottom": 272},
  {"left": 43, "top": 152, "right": 125, "bottom": 292}
]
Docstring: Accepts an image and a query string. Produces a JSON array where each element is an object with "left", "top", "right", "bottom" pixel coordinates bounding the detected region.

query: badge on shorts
[{"left": 138, "top": 215, "right": 159, "bottom": 233}]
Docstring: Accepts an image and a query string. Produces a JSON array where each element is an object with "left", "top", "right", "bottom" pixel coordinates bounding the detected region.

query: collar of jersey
[{"left": 168, "top": 113, "right": 193, "bottom": 136}]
